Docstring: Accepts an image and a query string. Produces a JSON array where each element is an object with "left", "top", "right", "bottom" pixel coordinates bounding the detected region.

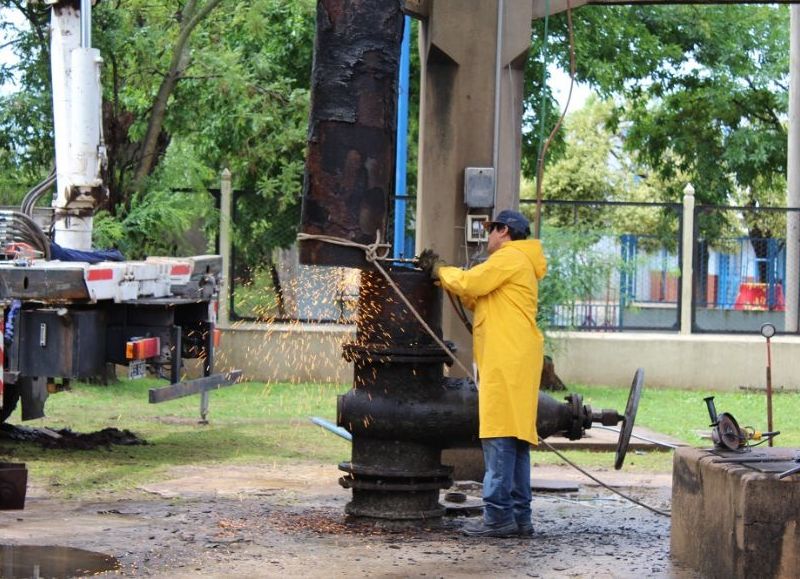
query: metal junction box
[
  {"left": 17, "top": 309, "right": 106, "bottom": 378},
  {"left": 464, "top": 167, "right": 495, "bottom": 208}
]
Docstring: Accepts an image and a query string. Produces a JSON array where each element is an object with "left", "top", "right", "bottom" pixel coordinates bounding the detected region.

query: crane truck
[{"left": 0, "top": 0, "right": 240, "bottom": 425}]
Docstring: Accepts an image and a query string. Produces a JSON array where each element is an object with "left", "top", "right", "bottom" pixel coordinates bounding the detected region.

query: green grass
[
  {"left": 0, "top": 379, "right": 351, "bottom": 499},
  {"left": 2, "top": 379, "right": 798, "bottom": 498}
]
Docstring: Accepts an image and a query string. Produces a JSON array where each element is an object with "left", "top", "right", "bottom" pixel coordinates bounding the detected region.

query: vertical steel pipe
[
  {"left": 80, "top": 0, "right": 92, "bottom": 48},
  {"left": 300, "top": 0, "right": 405, "bottom": 268}
]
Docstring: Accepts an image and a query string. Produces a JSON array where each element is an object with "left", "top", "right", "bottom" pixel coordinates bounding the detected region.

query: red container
[{"left": 734, "top": 282, "right": 785, "bottom": 311}]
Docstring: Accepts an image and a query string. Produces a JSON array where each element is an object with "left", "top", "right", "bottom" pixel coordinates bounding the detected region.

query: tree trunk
[{"left": 131, "top": 0, "right": 225, "bottom": 190}]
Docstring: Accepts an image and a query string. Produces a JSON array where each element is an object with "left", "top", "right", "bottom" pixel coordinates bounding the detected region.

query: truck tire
[{"left": 1, "top": 385, "right": 19, "bottom": 423}]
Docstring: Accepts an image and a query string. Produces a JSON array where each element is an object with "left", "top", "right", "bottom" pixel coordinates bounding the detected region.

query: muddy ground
[{"left": 0, "top": 462, "right": 702, "bottom": 578}]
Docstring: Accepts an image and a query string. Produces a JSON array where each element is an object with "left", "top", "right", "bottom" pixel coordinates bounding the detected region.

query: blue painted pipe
[
  {"left": 393, "top": 16, "right": 411, "bottom": 260},
  {"left": 310, "top": 416, "right": 352, "bottom": 441}
]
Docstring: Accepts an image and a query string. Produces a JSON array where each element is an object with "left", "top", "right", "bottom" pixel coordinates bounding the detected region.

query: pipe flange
[
  {"left": 564, "top": 393, "right": 585, "bottom": 441},
  {"left": 339, "top": 476, "right": 452, "bottom": 492},
  {"left": 344, "top": 501, "right": 446, "bottom": 520},
  {"left": 343, "top": 342, "right": 452, "bottom": 364},
  {"left": 339, "top": 461, "right": 453, "bottom": 479}
]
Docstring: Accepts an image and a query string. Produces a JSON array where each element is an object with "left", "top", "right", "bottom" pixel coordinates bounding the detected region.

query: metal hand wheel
[{"left": 614, "top": 368, "right": 644, "bottom": 470}]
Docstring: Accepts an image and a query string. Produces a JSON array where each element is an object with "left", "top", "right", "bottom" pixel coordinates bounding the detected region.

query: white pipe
[
  {"left": 51, "top": 2, "right": 102, "bottom": 250},
  {"left": 70, "top": 47, "right": 103, "bottom": 189},
  {"left": 491, "top": 0, "right": 505, "bottom": 211},
  {"left": 51, "top": 5, "right": 81, "bottom": 210},
  {"left": 680, "top": 183, "right": 695, "bottom": 335},
  {"left": 81, "top": 0, "right": 91, "bottom": 48}
]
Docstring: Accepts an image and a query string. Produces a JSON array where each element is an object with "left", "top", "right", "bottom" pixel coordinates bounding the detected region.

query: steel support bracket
[{"left": 148, "top": 370, "right": 243, "bottom": 405}]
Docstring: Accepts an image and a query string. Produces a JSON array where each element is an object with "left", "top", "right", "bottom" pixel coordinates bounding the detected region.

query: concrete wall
[
  {"left": 218, "top": 324, "right": 800, "bottom": 390},
  {"left": 217, "top": 322, "right": 354, "bottom": 384},
  {"left": 549, "top": 331, "right": 800, "bottom": 391},
  {"left": 671, "top": 447, "right": 800, "bottom": 578}
]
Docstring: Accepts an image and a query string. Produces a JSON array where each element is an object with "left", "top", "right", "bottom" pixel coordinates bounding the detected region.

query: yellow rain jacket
[{"left": 438, "top": 239, "right": 547, "bottom": 445}]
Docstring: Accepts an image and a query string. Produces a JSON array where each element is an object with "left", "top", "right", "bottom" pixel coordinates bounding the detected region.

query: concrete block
[{"left": 671, "top": 447, "right": 800, "bottom": 578}]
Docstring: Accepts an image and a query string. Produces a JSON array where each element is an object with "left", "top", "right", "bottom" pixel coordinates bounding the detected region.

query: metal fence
[
  {"left": 227, "top": 189, "right": 360, "bottom": 324},
  {"left": 521, "top": 199, "right": 683, "bottom": 332},
  {"left": 224, "top": 188, "right": 800, "bottom": 335},
  {"left": 693, "top": 205, "right": 800, "bottom": 334}
]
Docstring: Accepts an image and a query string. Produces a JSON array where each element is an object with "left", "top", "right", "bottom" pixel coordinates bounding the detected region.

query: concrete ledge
[
  {"left": 671, "top": 447, "right": 800, "bottom": 579},
  {"left": 550, "top": 331, "right": 800, "bottom": 390}
]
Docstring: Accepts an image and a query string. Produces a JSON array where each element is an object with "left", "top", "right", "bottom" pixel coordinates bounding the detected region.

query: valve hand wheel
[{"left": 614, "top": 368, "right": 644, "bottom": 470}]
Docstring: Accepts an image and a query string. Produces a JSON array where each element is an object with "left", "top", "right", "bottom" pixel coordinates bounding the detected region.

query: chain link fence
[
  {"left": 228, "top": 193, "right": 417, "bottom": 324},
  {"left": 228, "top": 190, "right": 356, "bottom": 323},
  {"left": 521, "top": 199, "right": 683, "bottom": 332},
  {"left": 693, "top": 205, "right": 800, "bottom": 333},
  {"left": 225, "top": 191, "right": 800, "bottom": 335}
]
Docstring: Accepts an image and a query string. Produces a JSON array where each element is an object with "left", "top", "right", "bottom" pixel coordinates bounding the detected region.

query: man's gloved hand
[{"left": 416, "top": 248, "right": 446, "bottom": 280}]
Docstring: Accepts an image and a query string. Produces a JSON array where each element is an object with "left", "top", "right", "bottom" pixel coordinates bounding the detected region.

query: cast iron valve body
[{"left": 336, "top": 268, "right": 641, "bottom": 521}]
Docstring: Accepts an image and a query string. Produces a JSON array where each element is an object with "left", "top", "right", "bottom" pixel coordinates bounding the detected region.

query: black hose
[{"left": 20, "top": 170, "right": 56, "bottom": 216}]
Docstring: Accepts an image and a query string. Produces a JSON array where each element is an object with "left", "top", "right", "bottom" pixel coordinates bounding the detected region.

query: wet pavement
[{"left": 0, "top": 463, "right": 699, "bottom": 578}]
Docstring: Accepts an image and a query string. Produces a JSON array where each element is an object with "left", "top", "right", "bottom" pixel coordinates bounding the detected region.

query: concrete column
[
  {"left": 219, "top": 168, "right": 233, "bottom": 329},
  {"left": 416, "top": 0, "right": 532, "bottom": 372},
  {"left": 785, "top": 6, "right": 800, "bottom": 334},
  {"left": 680, "top": 183, "right": 695, "bottom": 335}
]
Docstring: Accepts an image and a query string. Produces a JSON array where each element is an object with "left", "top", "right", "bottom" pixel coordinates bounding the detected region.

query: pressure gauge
[{"left": 760, "top": 323, "right": 776, "bottom": 339}]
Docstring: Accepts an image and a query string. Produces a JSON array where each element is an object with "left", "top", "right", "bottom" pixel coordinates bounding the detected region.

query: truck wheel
[{"left": 0, "top": 385, "right": 19, "bottom": 423}]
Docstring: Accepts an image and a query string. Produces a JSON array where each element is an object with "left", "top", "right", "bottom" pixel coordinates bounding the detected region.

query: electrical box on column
[{"left": 464, "top": 167, "right": 494, "bottom": 246}]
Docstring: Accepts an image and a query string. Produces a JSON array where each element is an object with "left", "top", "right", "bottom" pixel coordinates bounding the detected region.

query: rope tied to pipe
[{"left": 297, "top": 231, "right": 477, "bottom": 381}]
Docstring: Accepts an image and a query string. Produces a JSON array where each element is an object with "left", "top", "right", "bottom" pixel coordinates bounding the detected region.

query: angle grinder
[{"left": 704, "top": 396, "right": 779, "bottom": 451}]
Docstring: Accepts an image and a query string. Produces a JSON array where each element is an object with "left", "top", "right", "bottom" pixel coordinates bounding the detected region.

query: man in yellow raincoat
[{"left": 418, "top": 209, "right": 547, "bottom": 538}]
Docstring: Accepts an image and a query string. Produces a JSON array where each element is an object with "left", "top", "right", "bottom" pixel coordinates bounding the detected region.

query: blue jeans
[{"left": 481, "top": 437, "right": 532, "bottom": 528}]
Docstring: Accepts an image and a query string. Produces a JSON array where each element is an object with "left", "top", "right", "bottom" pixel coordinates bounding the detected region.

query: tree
[
  {"left": 0, "top": 2, "right": 52, "bottom": 199},
  {"left": 525, "top": 5, "right": 790, "bottom": 292},
  {"left": 530, "top": 5, "right": 789, "bottom": 211},
  {"left": 1, "top": 0, "right": 316, "bottom": 266}
]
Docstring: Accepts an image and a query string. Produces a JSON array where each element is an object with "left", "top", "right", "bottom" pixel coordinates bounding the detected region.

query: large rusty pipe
[
  {"left": 338, "top": 380, "right": 585, "bottom": 445},
  {"left": 300, "top": 0, "right": 405, "bottom": 268}
]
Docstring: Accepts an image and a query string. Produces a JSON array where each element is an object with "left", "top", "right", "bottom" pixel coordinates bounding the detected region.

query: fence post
[
  {"left": 219, "top": 168, "right": 232, "bottom": 328},
  {"left": 680, "top": 183, "right": 695, "bottom": 335},
  {"left": 785, "top": 6, "right": 800, "bottom": 333}
]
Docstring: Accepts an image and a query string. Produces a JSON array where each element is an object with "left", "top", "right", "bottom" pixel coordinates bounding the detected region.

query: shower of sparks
[{"left": 209, "top": 257, "right": 452, "bottom": 448}]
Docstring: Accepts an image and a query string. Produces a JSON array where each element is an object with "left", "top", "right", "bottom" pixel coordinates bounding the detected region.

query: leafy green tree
[
  {"left": 0, "top": 2, "right": 52, "bottom": 200},
  {"left": 527, "top": 5, "right": 790, "bottom": 291},
  {"left": 532, "top": 5, "right": 789, "bottom": 211},
  {"left": 1, "top": 0, "right": 315, "bottom": 266}
]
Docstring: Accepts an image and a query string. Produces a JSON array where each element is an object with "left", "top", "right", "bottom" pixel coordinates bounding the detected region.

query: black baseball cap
[{"left": 483, "top": 209, "right": 531, "bottom": 237}]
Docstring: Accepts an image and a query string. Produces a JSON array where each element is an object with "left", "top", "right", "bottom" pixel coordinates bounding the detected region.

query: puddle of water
[{"left": 1, "top": 545, "right": 120, "bottom": 578}]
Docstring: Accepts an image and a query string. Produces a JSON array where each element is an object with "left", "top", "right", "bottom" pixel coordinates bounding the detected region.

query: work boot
[
  {"left": 461, "top": 519, "right": 518, "bottom": 538},
  {"left": 517, "top": 522, "right": 534, "bottom": 537}
]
